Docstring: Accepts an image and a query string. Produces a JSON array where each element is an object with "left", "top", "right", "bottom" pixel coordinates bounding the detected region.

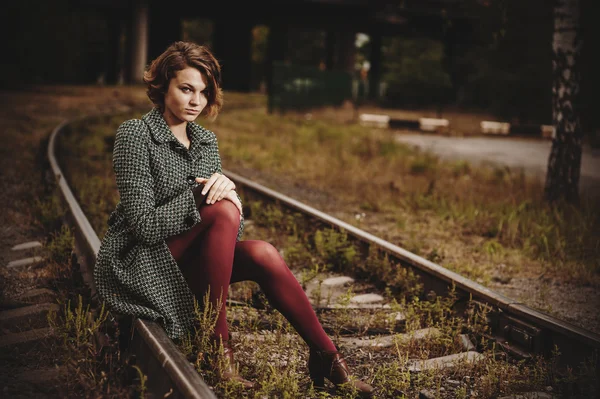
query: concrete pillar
[{"left": 129, "top": 0, "right": 148, "bottom": 84}]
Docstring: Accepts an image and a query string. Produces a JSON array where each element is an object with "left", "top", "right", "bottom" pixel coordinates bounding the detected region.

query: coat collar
[{"left": 142, "top": 107, "right": 216, "bottom": 161}]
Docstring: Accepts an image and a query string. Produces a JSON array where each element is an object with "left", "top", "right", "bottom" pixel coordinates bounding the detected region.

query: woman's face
[{"left": 163, "top": 67, "right": 208, "bottom": 125}]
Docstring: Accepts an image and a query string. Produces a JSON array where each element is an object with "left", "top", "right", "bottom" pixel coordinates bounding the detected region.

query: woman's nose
[{"left": 190, "top": 92, "right": 200, "bottom": 105}]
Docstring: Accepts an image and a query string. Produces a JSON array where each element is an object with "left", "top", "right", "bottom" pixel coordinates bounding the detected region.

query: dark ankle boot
[
  {"left": 308, "top": 349, "right": 374, "bottom": 397},
  {"left": 211, "top": 339, "right": 254, "bottom": 389}
]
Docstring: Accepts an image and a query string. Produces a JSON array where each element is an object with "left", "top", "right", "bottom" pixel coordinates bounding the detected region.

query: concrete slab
[
  {"left": 408, "top": 351, "right": 485, "bottom": 372},
  {"left": 350, "top": 293, "right": 384, "bottom": 304},
  {"left": 498, "top": 393, "right": 555, "bottom": 399},
  {"left": 457, "top": 334, "right": 477, "bottom": 351},
  {"left": 15, "top": 288, "right": 57, "bottom": 304},
  {"left": 0, "top": 303, "right": 59, "bottom": 333},
  {"left": 318, "top": 303, "right": 392, "bottom": 310},
  {"left": 15, "top": 366, "right": 62, "bottom": 384},
  {"left": 340, "top": 327, "right": 441, "bottom": 348},
  {"left": 322, "top": 276, "right": 354, "bottom": 287},
  {"left": 11, "top": 241, "right": 43, "bottom": 251},
  {"left": 0, "top": 327, "right": 56, "bottom": 349},
  {"left": 6, "top": 256, "right": 44, "bottom": 269}
]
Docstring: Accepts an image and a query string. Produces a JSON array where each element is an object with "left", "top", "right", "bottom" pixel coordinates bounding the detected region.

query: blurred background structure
[{"left": 1, "top": 0, "right": 597, "bottom": 136}]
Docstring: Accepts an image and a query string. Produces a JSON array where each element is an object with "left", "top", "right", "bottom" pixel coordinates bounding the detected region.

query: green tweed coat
[{"left": 94, "top": 107, "right": 244, "bottom": 339}]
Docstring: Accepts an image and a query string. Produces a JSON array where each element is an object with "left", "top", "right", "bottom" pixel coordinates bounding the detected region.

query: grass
[{"left": 204, "top": 95, "right": 599, "bottom": 287}]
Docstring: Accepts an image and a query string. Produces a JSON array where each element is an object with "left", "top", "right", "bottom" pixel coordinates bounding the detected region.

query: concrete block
[
  {"left": 481, "top": 121, "right": 510, "bottom": 135},
  {"left": 15, "top": 366, "right": 62, "bottom": 384},
  {"left": 11, "top": 241, "right": 43, "bottom": 251},
  {"left": 498, "top": 393, "right": 555, "bottom": 399},
  {"left": 350, "top": 293, "right": 384, "bottom": 304},
  {"left": 322, "top": 276, "right": 354, "bottom": 287},
  {"left": 359, "top": 114, "right": 390, "bottom": 128},
  {"left": 340, "top": 327, "right": 441, "bottom": 348},
  {"left": 0, "top": 303, "right": 59, "bottom": 333},
  {"left": 419, "top": 118, "right": 449, "bottom": 133},
  {"left": 6, "top": 256, "right": 44, "bottom": 269},
  {"left": 457, "top": 334, "right": 477, "bottom": 351},
  {"left": 541, "top": 125, "right": 555, "bottom": 139},
  {"left": 408, "top": 351, "right": 485, "bottom": 372},
  {"left": 15, "top": 288, "right": 57, "bottom": 304},
  {"left": 318, "top": 303, "right": 392, "bottom": 310},
  {"left": 0, "top": 327, "right": 57, "bottom": 349}
]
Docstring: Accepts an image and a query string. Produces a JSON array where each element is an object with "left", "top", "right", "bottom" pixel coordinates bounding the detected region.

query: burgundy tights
[{"left": 166, "top": 199, "right": 336, "bottom": 352}]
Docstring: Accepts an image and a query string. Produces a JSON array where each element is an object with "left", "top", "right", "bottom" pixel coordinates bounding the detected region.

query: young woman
[{"left": 94, "top": 41, "right": 373, "bottom": 396}]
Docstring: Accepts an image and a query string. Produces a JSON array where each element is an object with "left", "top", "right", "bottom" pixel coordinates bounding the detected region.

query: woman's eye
[{"left": 181, "top": 87, "right": 191, "bottom": 93}]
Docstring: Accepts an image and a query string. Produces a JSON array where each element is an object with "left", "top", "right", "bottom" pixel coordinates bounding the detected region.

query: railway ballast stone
[{"left": 419, "top": 389, "right": 436, "bottom": 399}]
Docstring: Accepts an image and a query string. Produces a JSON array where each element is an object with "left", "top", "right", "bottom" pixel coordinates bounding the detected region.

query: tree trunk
[{"left": 544, "top": 0, "right": 583, "bottom": 203}]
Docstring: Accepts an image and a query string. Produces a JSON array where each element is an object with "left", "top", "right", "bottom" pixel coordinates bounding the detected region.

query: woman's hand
[
  {"left": 223, "top": 190, "right": 243, "bottom": 220},
  {"left": 195, "top": 173, "right": 236, "bottom": 205}
]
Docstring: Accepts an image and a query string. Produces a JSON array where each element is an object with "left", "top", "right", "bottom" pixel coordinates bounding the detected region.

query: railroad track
[
  {"left": 48, "top": 116, "right": 600, "bottom": 398},
  {"left": 48, "top": 119, "right": 218, "bottom": 399}
]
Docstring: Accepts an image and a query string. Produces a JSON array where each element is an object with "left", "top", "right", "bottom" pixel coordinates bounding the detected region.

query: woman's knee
[
  {"left": 247, "top": 241, "right": 287, "bottom": 274},
  {"left": 201, "top": 199, "right": 240, "bottom": 227}
]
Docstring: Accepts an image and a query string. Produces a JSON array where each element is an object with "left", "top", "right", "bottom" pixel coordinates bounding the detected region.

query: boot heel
[{"left": 310, "top": 374, "right": 325, "bottom": 388}]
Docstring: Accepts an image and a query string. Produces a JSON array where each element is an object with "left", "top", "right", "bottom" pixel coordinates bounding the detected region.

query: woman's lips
[{"left": 186, "top": 109, "right": 200, "bottom": 114}]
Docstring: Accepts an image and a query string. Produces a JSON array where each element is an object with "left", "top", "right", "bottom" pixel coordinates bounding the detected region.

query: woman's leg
[
  {"left": 166, "top": 200, "right": 335, "bottom": 351},
  {"left": 230, "top": 240, "right": 337, "bottom": 352},
  {"left": 166, "top": 199, "right": 240, "bottom": 343}
]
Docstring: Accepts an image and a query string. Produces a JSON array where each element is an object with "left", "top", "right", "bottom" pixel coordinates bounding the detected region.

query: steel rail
[
  {"left": 48, "top": 118, "right": 217, "bottom": 399},
  {"left": 224, "top": 169, "right": 600, "bottom": 370}
]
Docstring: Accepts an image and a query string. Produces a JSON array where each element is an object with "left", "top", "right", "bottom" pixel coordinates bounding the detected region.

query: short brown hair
[{"left": 143, "top": 41, "right": 223, "bottom": 119}]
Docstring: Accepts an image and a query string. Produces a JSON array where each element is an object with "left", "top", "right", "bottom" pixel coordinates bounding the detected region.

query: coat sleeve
[
  {"left": 113, "top": 120, "right": 201, "bottom": 246},
  {"left": 214, "top": 136, "right": 244, "bottom": 242}
]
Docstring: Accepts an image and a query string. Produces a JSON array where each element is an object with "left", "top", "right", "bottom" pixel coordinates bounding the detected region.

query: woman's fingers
[
  {"left": 194, "top": 174, "right": 236, "bottom": 204},
  {"left": 217, "top": 181, "right": 236, "bottom": 201},
  {"left": 207, "top": 177, "right": 229, "bottom": 204},
  {"left": 200, "top": 174, "right": 220, "bottom": 196}
]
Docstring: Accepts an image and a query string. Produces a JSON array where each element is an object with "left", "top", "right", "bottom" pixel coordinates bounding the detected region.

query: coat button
[
  {"left": 186, "top": 175, "right": 196, "bottom": 185},
  {"left": 184, "top": 215, "right": 195, "bottom": 227}
]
